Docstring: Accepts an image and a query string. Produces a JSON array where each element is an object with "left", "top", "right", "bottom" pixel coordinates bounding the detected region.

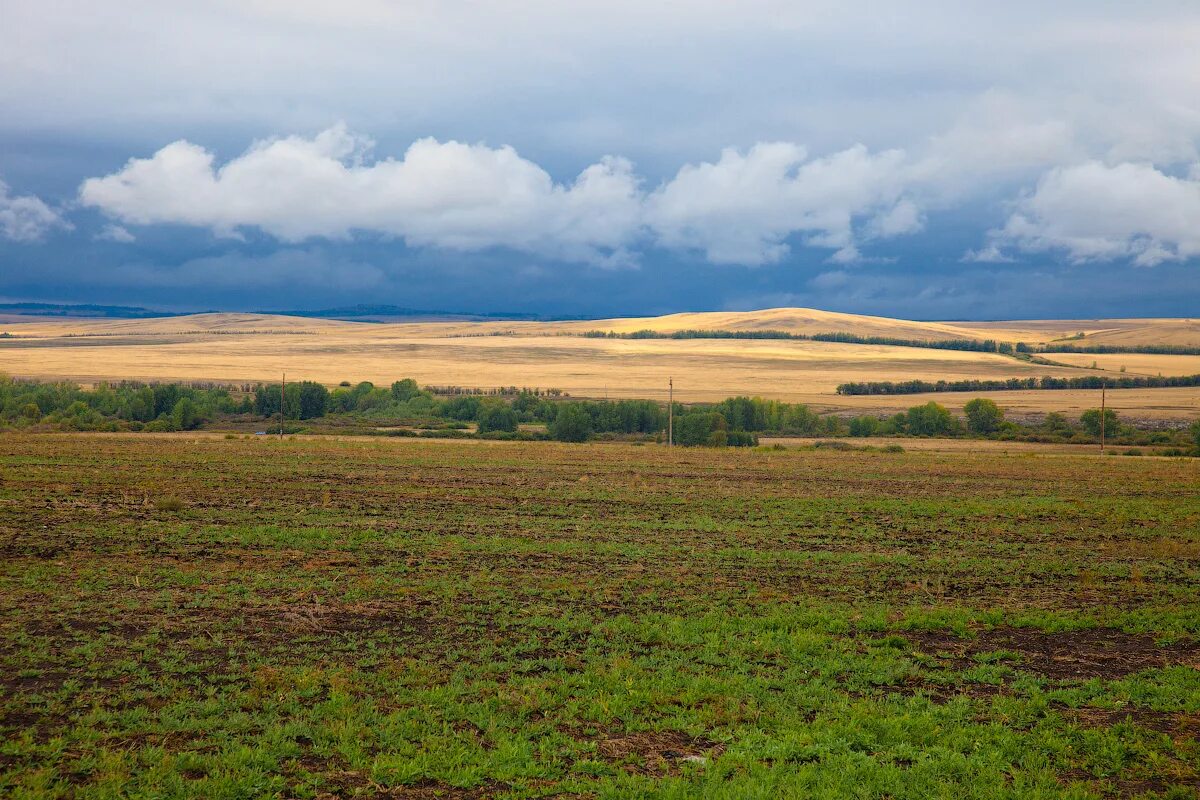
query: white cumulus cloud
[
  {"left": 79, "top": 124, "right": 643, "bottom": 266},
  {"left": 990, "top": 160, "right": 1200, "bottom": 266},
  {"left": 79, "top": 126, "right": 932, "bottom": 267},
  {"left": 0, "top": 180, "right": 69, "bottom": 242},
  {"left": 646, "top": 142, "right": 920, "bottom": 265}
]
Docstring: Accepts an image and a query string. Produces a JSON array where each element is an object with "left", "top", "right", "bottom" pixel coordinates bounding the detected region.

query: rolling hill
[{"left": 2, "top": 308, "right": 1199, "bottom": 419}]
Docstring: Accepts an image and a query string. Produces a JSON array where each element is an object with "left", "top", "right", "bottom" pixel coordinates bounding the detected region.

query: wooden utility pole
[
  {"left": 1099, "top": 380, "right": 1106, "bottom": 455},
  {"left": 668, "top": 377, "right": 673, "bottom": 448},
  {"left": 280, "top": 371, "right": 285, "bottom": 440}
]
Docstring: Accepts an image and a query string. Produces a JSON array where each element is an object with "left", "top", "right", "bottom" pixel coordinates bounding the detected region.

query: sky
[{"left": 2, "top": 1, "right": 1199, "bottom": 320}]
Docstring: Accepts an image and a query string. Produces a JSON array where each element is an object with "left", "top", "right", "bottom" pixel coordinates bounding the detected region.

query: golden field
[{"left": 2, "top": 309, "right": 1199, "bottom": 418}]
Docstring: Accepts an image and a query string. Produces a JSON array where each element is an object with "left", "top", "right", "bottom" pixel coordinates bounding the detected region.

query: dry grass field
[{"left": 2, "top": 309, "right": 1199, "bottom": 419}]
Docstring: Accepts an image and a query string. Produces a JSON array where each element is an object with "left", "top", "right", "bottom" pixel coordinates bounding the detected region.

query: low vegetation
[{"left": 1, "top": 435, "right": 1197, "bottom": 798}]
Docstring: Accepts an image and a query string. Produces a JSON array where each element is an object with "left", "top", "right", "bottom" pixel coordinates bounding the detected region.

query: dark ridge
[
  {"left": 259, "top": 304, "right": 596, "bottom": 322},
  {"left": 0, "top": 303, "right": 194, "bottom": 319}
]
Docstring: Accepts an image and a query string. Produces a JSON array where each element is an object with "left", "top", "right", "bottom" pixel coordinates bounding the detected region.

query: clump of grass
[
  {"left": 882, "top": 444, "right": 905, "bottom": 453},
  {"left": 224, "top": 433, "right": 238, "bottom": 440},
  {"left": 155, "top": 496, "right": 184, "bottom": 512}
]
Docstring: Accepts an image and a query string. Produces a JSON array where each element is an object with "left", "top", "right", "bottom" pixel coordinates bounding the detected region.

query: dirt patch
[
  {"left": 316, "top": 775, "right": 507, "bottom": 800},
  {"left": 0, "top": 709, "right": 71, "bottom": 743},
  {"left": 269, "top": 602, "right": 434, "bottom": 638},
  {"left": 1059, "top": 768, "right": 1200, "bottom": 799},
  {"left": 898, "top": 627, "right": 1200, "bottom": 680},
  {"left": 566, "top": 726, "right": 724, "bottom": 776},
  {"left": 1063, "top": 706, "right": 1200, "bottom": 738},
  {"left": 880, "top": 675, "right": 1007, "bottom": 704}
]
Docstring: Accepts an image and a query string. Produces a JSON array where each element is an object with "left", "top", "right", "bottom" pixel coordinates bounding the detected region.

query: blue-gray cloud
[{"left": 0, "top": 180, "right": 68, "bottom": 242}]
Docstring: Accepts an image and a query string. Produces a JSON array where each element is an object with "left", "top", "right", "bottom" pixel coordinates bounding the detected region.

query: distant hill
[
  {"left": 261, "top": 304, "right": 591, "bottom": 322},
  {"left": 3, "top": 303, "right": 1196, "bottom": 349},
  {"left": 0, "top": 302, "right": 191, "bottom": 319}
]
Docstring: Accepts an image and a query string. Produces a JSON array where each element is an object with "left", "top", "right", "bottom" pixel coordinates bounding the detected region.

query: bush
[
  {"left": 1191, "top": 419, "right": 1200, "bottom": 454},
  {"left": 964, "top": 398, "right": 1003, "bottom": 434},
  {"left": 726, "top": 430, "right": 758, "bottom": 447}
]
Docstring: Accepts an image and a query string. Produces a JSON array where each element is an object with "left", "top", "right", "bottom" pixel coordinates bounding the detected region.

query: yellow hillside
[{"left": 1, "top": 308, "right": 1199, "bottom": 418}]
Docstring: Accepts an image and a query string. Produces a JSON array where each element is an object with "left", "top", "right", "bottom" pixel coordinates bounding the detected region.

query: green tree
[
  {"left": 549, "top": 403, "right": 592, "bottom": 442},
  {"left": 1190, "top": 419, "right": 1200, "bottom": 453},
  {"left": 255, "top": 384, "right": 282, "bottom": 418},
  {"left": 477, "top": 404, "right": 518, "bottom": 434},
  {"left": 964, "top": 398, "right": 1003, "bottom": 434},
  {"left": 674, "top": 412, "right": 727, "bottom": 446},
  {"left": 1080, "top": 408, "right": 1119, "bottom": 438},
  {"left": 511, "top": 391, "right": 541, "bottom": 417},
  {"left": 848, "top": 415, "right": 879, "bottom": 437},
  {"left": 442, "top": 396, "right": 481, "bottom": 421},
  {"left": 391, "top": 379, "right": 420, "bottom": 402},
  {"left": 171, "top": 397, "right": 200, "bottom": 430},
  {"left": 354, "top": 387, "right": 391, "bottom": 412},
  {"left": 296, "top": 382, "right": 330, "bottom": 419},
  {"left": 904, "top": 402, "right": 955, "bottom": 436}
]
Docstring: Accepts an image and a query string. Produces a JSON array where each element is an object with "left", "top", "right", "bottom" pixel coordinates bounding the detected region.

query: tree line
[
  {"left": 4, "top": 374, "right": 1198, "bottom": 452},
  {"left": 577, "top": 328, "right": 1012, "bottom": 352},
  {"left": 1028, "top": 343, "right": 1200, "bottom": 356},
  {"left": 577, "top": 328, "right": 1200, "bottom": 357},
  {"left": 837, "top": 374, "right": 1200, "bottom": 395},
  {"left": 0, "top": 376, "right": 248, "bottom": 431}
]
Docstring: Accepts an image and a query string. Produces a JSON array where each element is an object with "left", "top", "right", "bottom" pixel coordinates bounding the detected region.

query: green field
[{"left": 1, "top": 435, "right": 1198, "bottom": 799}]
